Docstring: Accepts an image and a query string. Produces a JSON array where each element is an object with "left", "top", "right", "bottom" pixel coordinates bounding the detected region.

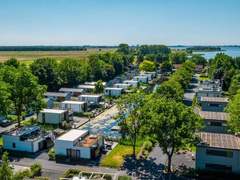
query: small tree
[
  {"left": 0, "top": 152, "right": 13, "bottom": 180},
  {"left": 94, "top": 80, "right": 104, "bottom": 93},
  {"left": 139, "top": 60, "right": 156, "bottom": 72}
]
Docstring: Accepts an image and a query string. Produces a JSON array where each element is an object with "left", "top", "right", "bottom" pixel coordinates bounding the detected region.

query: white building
[
  {"left": 140, "top": 72, "right": 156, "bottom": 81},
  {"left": 78, "top": 94, "right": 102, "bottom": 105},
  {"left": 85, "top": 81, "right": 106, "bottom": 87},
  {"left": 55, "top": 129, "right": 104, "bottom": 159},
  {"left": 113, "top": 83, "right": 131, "bottom": 90},
  {"left": 196, "top": 132, "right": 240, "bottom": 173},
  {"left": 2, "top": 126, "right": 53, "bottom": 153},
  {"left": 59, "top": 88, "right": 84, "bottom": 97},
  {"left": 133, "top": 75, "right": 149, "bottom": 83},
  {"left": 123, "top": 80, "right": 138, "bottom": 87},
  {"left": 77, "top": 85, "right": 95, "bottom": 93},
  {"left": 104, "top": 87, "right": 123, "bottom": 97},
  {"left": 38, "top": 109, "right": 70, "bottom": 125},
  {"left": 196, "top": 80, "right": 222, "bottom": 100},
  {"left": 61, "top": 101, "right": 87, "bottom": 113}
]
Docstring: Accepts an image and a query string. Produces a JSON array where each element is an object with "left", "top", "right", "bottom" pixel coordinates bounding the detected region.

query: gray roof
[
  {"left": 198, "top": 132, "right": 240, "bottom": 150},
  {"left": 59, "top": 88, "right": 84, "bottom": 93},
  {"left": 200, "top": 96, "right": 228, "bottom": 103},
  {"left": 44, "top": 92, "right": 69, "bottom": 97},
  {"left": 199, "top": 111, "right": 229, "bottom": 121}
]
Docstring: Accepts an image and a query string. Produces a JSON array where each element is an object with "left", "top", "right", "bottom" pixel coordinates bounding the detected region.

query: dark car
[{"left": 0, "top": 119, "right": 11, "bottom": 127}]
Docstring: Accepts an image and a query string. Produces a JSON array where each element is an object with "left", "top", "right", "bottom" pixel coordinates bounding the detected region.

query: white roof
[
  {"left": 114, "top": 83, "right": 130, "bottom": 86},
  {"left": 57, "top": 129, "right": 88, "bottom": 141},
  {"left": 78, "top": 85, "right": 95, "bottom": 89},
  {"left": 59, "top": 88, "right": 84, "bottom": 93},
  {"left": 123, "top": 80, "right": 138, "bottom": 83},
  {"left": 41, "top": 109, "right": 67, "bottom": 114},
  {"left": 105, "top": 87, "right": 123, "bottom": 90},
  {"left": 61, "top": 100, "right": 86, "bottom": 105},
  {"left": 79, "top": 94, "right": 102, "bottom": 98}
]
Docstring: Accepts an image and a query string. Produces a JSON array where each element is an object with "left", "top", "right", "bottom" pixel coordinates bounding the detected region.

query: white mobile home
[
  {"left": 2, "top": 126, "right": 53, "bottom": 153},
  {"left": 79, "top": 94, "right": 102, "bottom": 105},
  {"left": 55, "top": 129, "right": 104, "bottom": 159},
  {"left": 59, "top": 88, "right": 84, "bottom": 96},
  {"left": 196, "top": 132, "right": 240, "bottom": 174},
  {"left": 61, "top": 101, "right": 87, "bottom": 113},
  {"left": 113, "top": 83, "right": 131, "bottom": 90},
  {"left": 133, "top": 75, "right": 149, "bottom": 83},
  {"left": 123, "top": 80, "right": 138, "bottom": 87},
  {"left": 38, "top": 109, "right": 70, "bottom": 125},
  {"left": 85, "top": 81, "right": 106, "bottom": 87},
  {"left": 77, "top": 85, "right": 95, "bottom": 93},
  {"left": 104, "top": 87, "right": 123, "bottom": 97}
]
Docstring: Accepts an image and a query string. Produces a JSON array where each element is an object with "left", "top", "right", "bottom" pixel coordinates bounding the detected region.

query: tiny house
[
  {"left": 200, "top": 97, "right": 228, "bottom": 112},
  {"left": 104, "top": 87, "right": 123, "bottom": 97},
  {"left": 38, "top": 109, "right": 70, "bottom": 125},
  {"left": 113, "top": 83, "right": 131, "bottom": 90},
  {"left": 78, "top": 94, "right": 102, "bottom": 105},
  {"left": 61, "top": 101, "right": 87, "bottom": 113}
]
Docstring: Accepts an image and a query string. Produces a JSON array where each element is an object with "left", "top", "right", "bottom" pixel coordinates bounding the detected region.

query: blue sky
[{"left": 0, "top": 0, "right": 240, "bottom": 45}]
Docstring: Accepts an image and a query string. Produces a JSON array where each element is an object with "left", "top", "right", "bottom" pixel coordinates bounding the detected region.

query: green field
[{"left": 0, "top": 48, "right": 115, "bottom": 63}]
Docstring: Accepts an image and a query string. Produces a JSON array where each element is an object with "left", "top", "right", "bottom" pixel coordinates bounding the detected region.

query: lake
[
  {"left": 170, "top": 46, "right": 240, "bottom": 59},
  {"left": 193, "top": 46, "right": 240, "bottom": 59}
]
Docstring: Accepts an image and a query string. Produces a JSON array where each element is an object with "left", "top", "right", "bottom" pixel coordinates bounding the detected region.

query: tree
[
  {"left": 139, "top": 60, "right": 156, "bottom": 72},
  {"left": 4, "top": 58, "right": 20, "bottom": 68},
  {"left": 156, "top": 80, "right": 184, "bottom": 102},
  {"left": 117, "top": 43, "right": 130, "bottom": 55},
  {"left": 30, "top": 58, "right": 62, "bottom": 91},
  {"left": 190, "top": 54, "right": 207, "bottom": 66},
  {"left": 169, "top": 51, "right": 187, "bottom": 64},
  {"left": 161, "top": 60, "right": 172, "bottom": 72},
  {"left": 0, "top": 66, "right": 46, "bottom": 127},
  {"left": 227, "top": 90, "right": 240, "bottom": 133},
  {"left": 94, "top": 80, "right": 104, "bottom": 93},
  {"left": 228, "top": 73, "right": 240, "bottom": 97},
  {"left": 142, "top": 97, "right": 202, "bottom": 172},
  {"left": 0, "top": 152, "right": 13, "bottom": 180},
  {"left": 0, "top": 81, "right": 12, "bottom": 117},
  {"left": 118, "top": 91, "right": 145, "bottom": 157}
]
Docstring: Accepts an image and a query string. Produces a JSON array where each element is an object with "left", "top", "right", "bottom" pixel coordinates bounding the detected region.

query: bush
[
  {"left": 63, "top": 168, "right": 81, "bottom": 178},
  {"left": 13, "top": 169, "right": 31, "bottom": 180},
  {"left": 144, "top": 140, "right": 153, "bottom": 151},
  {"left": 118, "top": 175, "right": 132, "bottom": 180},
  {"left": 48, "top": 148, "right": 55, "bottom": 160},
  {"left": 30, "top": 163, "right": 42, "bottom": 177}
]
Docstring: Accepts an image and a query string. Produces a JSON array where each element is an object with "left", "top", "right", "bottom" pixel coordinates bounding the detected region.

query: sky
[{"left": 0, "top": 0, "right": 240, "bottom": 46}]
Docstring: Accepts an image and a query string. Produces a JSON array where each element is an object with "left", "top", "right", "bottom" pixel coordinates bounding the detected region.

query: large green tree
[
  {"left": 30, "top": 58, "right": 62, "bottom": 91},
  {"left": 227, "top": 90, "right": 240, "bottom": 133},
  {"left": 142, "top": 96, "right": 202, "bottom": 172},
  {"left": 0, "top": 81, "right": 12, "bottom": 117},
  {"left": 139, "top": 60, "right": 156, "bottom": 72},
  {"left": 228, "top": 73, "right": 240, "bottom": 97}
]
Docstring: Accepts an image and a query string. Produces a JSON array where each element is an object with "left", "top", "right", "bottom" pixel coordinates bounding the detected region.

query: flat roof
[
  {"left": 200, "top": 96, "right": 228, "bottom": 103},
  {"left": 85, "top": 82, "right": 106, "bottom": 86},
  {"left": 105, "top": 87, "right": 123, "bottom": 90},
  {"left": 78, "top": 85, "right": 95, "bottom": 89},
  {"left": 79, "top": 94, "right": 102, "bottom": 98},
  {"left": 44, "top": 92, "right": 69, "bottom": 97},
  {"left": 199, "top": 111, "right": 229, "bottom": 121},
  {"left": 62, "top": 100, "right": 85, "bottom": 105},
  {"left": 41, "top": 109, "right": 67, "bottom": 114},
  {"left": 114, "top": 83, "right": 130, "bottom": 86},
  {"left": 57, "top": 129, "right": 88, "bottom": 141},
  {"left": 59, "top": 88, "right": 84, "bottom": 93},
  {"left": 123, "top": 80, "right": 138, "bottom": 83},
  {"left": 198, "top": 132, "right": 240, "bottom": 150}
]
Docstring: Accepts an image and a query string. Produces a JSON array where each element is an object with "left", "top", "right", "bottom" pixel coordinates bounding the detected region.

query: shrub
[
  {"left": 30, "top": 163, "right": 42, "bottom": 177},
  {"left": 144, "top": 140, "right": 153, "bottom": 151},
  {"left": 13, "top": 169, "right": 31, "bottom": 180},
  {"left": 63, "top": 169, "right": 81, "bottom": 178},
  {"left": 118, "top": 175, "right": 132, "bottom": 180},
  {"left": 48, "top": 148, "right": 55, "bottom": 160}
]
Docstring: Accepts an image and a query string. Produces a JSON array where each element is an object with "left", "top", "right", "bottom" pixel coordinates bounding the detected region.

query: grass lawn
[
  {"left": 0, "top": 136, "right": 3, "bottom": 146},
  {"left": 100, "top": 144, "right": 141, "bottom": 168}
]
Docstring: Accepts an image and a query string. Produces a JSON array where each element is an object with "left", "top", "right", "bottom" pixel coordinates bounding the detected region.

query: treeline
[
  {"left": 187, "top": 46, "right": 222, "bottom": 52},
  {"left": 30, "top": 51, "right": 134, "bottom": 91},
  {"left": 0, "top": 46, "right": 89, "bottom": 51}
]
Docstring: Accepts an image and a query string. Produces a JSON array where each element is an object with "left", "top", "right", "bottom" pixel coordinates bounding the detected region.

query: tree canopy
[{"left": 139, "top": 60, "right": 156, "bottom": 72}]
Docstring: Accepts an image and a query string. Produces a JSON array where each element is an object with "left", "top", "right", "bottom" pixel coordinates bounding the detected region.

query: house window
[
  {"left": 12, "top": 143, "right": 16, "bottom": 148},
  {"left": 206, "top": 149, "right": 233, "bottom": 158},
  {"left": 210, "top": 122, "right": 222, "bottom": 126},
  {"left": 209, "top": 103, "right": 219, "bottom": 107}
]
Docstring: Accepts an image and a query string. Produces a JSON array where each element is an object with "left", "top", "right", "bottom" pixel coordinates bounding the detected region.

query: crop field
[{"left": 0, "top": 48, "right": 115, "bottom": 63}]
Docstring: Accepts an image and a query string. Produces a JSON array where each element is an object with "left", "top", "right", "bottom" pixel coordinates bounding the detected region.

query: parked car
[{"left": 0, "top": 119, "right": 11, "bottom": 127}]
